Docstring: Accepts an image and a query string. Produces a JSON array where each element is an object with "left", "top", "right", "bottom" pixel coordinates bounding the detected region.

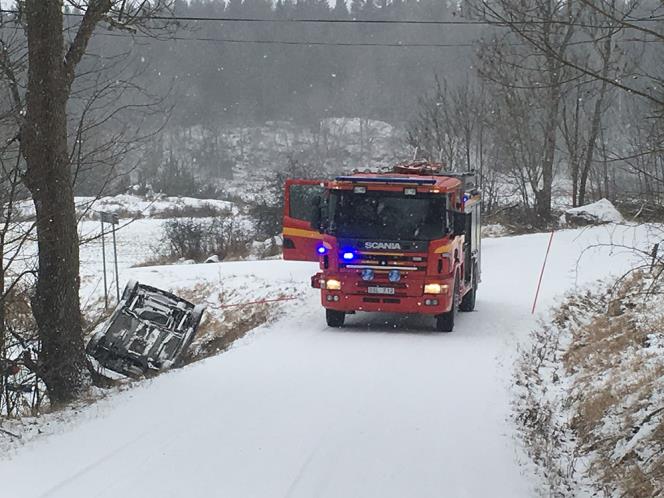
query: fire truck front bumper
[
  {"left": 320, "top": 292, "right": 451, "bottom": 315},
  {"left": 312, "top": 273, "right": 453, "bottom": 315}
]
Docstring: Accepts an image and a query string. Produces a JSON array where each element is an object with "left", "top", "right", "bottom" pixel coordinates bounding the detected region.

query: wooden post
[{"left": 532, "top": 231, "right": 555, "bottom": 314}]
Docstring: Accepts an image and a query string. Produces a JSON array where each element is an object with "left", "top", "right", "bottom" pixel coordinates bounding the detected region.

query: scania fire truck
[{"left": 282, "top": 161, "right": 481, "bottom": 332}]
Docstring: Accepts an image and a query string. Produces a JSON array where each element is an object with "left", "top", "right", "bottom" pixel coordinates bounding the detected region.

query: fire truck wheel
[
  {"left": 326, "top": 309, "right": 345, "bottom": 328},
  {"left": 460, "top": 263, "right": 478, "bottom": 312},
  {"left": 459, "top": 287, "right": 476, "bottom": 312},
  {"left": 435, "top": 279, "right": 459, "bottom": 332},
  {"left": 435, "top": 308, "right": 454, "bottom": 332}
]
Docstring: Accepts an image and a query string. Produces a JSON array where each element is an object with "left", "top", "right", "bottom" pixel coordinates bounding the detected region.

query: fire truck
[{"left": 282, "top": 161, "right": 481, "bottom": 332}]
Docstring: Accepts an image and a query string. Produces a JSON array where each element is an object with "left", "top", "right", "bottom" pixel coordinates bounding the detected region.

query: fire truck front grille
[
  {"left": 358, "top": 253, "right": 426, "bottom": 263},
  {"left": 341, "top": 252, "right": 427, "bottom": 271},
  {"left": 362, "top": 297, "right": 402, "bottom": 304},
  {"left": 356, "top": 281, "right": 407, "bottom": 289}
]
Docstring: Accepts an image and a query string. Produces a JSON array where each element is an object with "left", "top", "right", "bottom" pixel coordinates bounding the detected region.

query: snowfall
[{"left": 0, "top": 218, "right": 658, "bottom": 498}]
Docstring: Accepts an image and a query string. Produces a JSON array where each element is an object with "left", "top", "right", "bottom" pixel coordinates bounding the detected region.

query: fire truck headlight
[
  {"left": 424, "top": 283, "right": 448, "bottom": 294},
  {"left": 361, "top": 269, "right": 374, "bottom": 281},
  {"left": 388, "top": 269, "right": 401, "bottom": 282},
  {"left": 326, "top": 279, "right": 341, "bottom": 290}
]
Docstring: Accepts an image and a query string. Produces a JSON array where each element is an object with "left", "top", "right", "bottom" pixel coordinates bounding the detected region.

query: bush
[
  {"left": 249, "top": 201, "right": 282, "bottom": 239},
  {"left": 162, "top": 217, "right": 250, "bottom": 262}
]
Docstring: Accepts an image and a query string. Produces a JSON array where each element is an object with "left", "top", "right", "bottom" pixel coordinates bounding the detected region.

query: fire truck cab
[{"left": 282, "top": 161, "right": 481, "bottom": 332}]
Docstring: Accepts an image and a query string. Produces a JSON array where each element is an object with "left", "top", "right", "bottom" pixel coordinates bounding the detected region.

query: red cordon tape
[
  {"left": 215, "top": 296, "right": 298, "bottom": 309},
  {"left": 532, "top": 230, "right": 555, "bottom": 314}
]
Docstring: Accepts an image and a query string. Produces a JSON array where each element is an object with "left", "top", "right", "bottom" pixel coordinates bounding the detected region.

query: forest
[{"left": 65, "top": 0, "right": 664, "bottom": 221}]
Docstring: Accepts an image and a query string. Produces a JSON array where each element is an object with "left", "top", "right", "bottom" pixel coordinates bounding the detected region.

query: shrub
[{"left": 162, "top": 217, "right": 250, "bottom": 262}]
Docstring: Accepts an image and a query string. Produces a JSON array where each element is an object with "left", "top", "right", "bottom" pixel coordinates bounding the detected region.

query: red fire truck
[{"left": 282, "top": 161, "right": 481, "bottom": 332}]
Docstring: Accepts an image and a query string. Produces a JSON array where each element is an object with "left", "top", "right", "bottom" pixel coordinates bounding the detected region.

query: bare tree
[
  {"left": 407, "top": 77, "right": 483, "bottom": 171},
  {"left": 17, "top": 0, "right": 173, "bottom": 405},
  {"left": 473, "top": 0, "right": 581, "bottom": 219}
]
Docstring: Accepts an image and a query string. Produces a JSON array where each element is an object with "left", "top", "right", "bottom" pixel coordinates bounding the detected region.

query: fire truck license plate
[{"left": 368, "top": 286, "right": 395, "bottom": 295}]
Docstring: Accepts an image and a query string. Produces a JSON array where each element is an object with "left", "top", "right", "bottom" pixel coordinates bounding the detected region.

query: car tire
[
  {"left": 189, "top": 304, "right": 205, "bottom": 329},
  {"left": 173, "top": 305, "right": 206, "bottom": 369},
  {"left": 326, "top": 309, "right": 345, "bottom": 328},
  {"left": 86, "top": 330, "right": 103, "bottom": 355},
  {"left": 121, "top": 279, "right": 139, "bottom": 301}
]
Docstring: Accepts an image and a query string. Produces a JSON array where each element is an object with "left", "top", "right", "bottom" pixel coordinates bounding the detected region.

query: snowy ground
[
  {"left": 15, "top": 194, "right": 236, "bottom": 222},
  {"left": 0, "top": 224, "right": 659, "bottom": 497}
]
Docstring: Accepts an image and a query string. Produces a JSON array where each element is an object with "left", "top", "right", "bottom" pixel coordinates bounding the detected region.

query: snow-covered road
[{"left": 1, "top": 225, "right": 657, "bottom": 498}]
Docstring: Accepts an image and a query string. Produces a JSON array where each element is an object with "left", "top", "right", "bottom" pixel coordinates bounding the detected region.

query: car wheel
[
  {"left": 86, "top": 330, "right": 103, "bottom": 355},
  {"left": 189, "top": 304, "right": 205, "bottom": 329},
  {"left": 121, "top": 279, "right": 139, "bottom": 301}
]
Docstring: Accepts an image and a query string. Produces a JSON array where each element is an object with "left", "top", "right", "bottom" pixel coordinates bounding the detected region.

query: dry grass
[
  {"left": 174, "top": 283, "right": 277, "bottom": 364},
  {"left": 515, "top": 268, "right": 664, "bottom": 497},
  {"left": 186, "top": 304, "right": 272, "bottom": 362}
]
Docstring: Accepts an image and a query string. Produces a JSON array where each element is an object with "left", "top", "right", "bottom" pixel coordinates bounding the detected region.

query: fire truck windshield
[{"left": 328, "top": 190, "right": 448, "bottom": 241}]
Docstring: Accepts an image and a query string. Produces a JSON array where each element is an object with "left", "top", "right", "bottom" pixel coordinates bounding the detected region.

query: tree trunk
[
  {"left": 537, "top": 75, "right": 560, "bottom": 221},
  {"left": 0, "top": 239, "right": 4, "bottom": 415},
  {"left": 578, "top": 37, "right": 612, "bottom": 206},
  {"left": 21, "top": 0, "right": 86, "bottom": 406}
]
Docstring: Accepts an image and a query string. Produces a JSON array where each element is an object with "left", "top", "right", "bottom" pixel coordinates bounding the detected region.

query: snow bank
[
  {"left": 561, "top": 198, "right": 624, "bottom": 226},
  {"left": 14, "top": 194, "right": 236, "bottom": 221},
  {"left": 88, "top": 194, "right": 235, "bottom": 219}
]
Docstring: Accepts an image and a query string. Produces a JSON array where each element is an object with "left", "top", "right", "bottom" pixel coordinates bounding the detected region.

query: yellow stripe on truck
[
  {"left": 282, "top": 227, "right": 323, "bottom": 240},
  {"left": 433, "top": 244, "right": 453, "bottom": 254}
]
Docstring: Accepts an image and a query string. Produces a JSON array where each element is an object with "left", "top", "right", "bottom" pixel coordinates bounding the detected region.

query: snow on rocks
[
  {"left": 481, "top": 223, "right": 509, "bottom": 238},
  {"left": 248, "top": 236, "right": 282, "bottom": 259},
  {"left": 561, "top": 198, "right": 624, "bottom": 226}
]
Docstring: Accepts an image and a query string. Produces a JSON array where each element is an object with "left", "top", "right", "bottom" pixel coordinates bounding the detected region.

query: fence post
[
  {"left": 532, "top": 230, "right": 555, "bottom": 314},
  {"left": 101, "top": 218, "right": 108, "bottom": 309}
]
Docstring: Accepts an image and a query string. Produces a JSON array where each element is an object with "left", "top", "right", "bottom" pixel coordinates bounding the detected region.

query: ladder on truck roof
[{"left": 390, "top": 161, "right": 478, "bottom": 191}]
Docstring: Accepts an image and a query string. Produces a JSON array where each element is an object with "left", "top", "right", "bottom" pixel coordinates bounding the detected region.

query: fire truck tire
[
  {"left": 459, "top": 288, "right": 476, "bottom": 312},
  {"left": 326, "top": 309, "right": 345, "bottom": 328},
  {"left": 460, "top": 264, "right": 478, "bottom": 312},
  {"left": 435, "top": 308, "right": 454, "bottom": 332},
  {"left": 435, "top": 278, "right": 459, "bottom": 332}
]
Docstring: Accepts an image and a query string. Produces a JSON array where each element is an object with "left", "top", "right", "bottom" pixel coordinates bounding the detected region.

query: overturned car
[{"left": 87, "top": 280, "right": 205, "bottom": 377}]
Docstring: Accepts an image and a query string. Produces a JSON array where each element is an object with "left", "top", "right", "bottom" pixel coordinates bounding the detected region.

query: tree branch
[{"left": 64, "top": 0, "right": 112, "bottom": 88}]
